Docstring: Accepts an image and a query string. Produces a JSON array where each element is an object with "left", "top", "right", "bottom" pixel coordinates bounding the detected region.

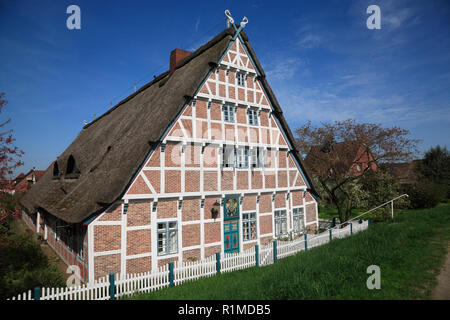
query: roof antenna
[{"left": 225, "top": 9, "right": 234, "bottom": 28}]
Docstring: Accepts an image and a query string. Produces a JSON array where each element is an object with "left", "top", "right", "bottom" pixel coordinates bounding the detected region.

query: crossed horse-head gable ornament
[{"left": 225, "top": 9, "right": 248, "bottom": 29}]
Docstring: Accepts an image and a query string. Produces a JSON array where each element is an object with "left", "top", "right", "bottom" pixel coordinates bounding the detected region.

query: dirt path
[{"left": 432, "top": 244, "right": 450, "bottom": 300}]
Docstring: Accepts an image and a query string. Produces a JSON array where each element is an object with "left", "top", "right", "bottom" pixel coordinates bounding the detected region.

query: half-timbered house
[{"left": 20, "top": 25, "right": 320, "bottom": 283}]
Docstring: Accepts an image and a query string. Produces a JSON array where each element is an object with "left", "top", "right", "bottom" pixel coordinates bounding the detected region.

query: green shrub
[
  {"left": 0, "top": 233, "right": 65, "bottom": 299},
  {"left": 405, "top": 181, "right": 447, "bottom": 209}
]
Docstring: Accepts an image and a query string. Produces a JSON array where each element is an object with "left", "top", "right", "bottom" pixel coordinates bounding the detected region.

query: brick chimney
[{"left": 170, "top": 48, "right": 191, "bottom": 73}]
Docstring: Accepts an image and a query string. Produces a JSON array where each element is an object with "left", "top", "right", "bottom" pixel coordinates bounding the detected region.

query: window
[
  {"left": 274, "top": 209, "right": 287, "bottom": 237},
  {"left": 66, "top": 155, "right": 80, "bottom": 177},
  {"left": 258, "top": 148, "right": 265, "bottom": 168},
  {"left": 157, "top": 221, "right": 178, "bottom": 255},
  {"left": 236, "top": 72, "right": 246, "bottom": 87},
  {"left": 243, "top": 212, "right": 257, "bottom": 241},
  {"left": 237, "top": 146, "right": 249, "bottom": 168},
  {"left": 247, "top": 108, "right": 259, "bottom": 126},
  {"left": 53, "top": 161, "right": 60, "bottom": 179},
  {"left": 292, "top": 207, "right": 305, "bottom": 234},
  {"left": 223, "top": 145, "right": 235, "bottom": 168},
  {"left": 222, "top": 104, "right": 235, "bottom": 123},
  {"left": 356, "top": 164, "right": 361, "bottom": 172}
]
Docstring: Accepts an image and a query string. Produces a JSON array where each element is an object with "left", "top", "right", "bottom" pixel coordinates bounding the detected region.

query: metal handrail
[{"left": 329, "top": 194, "right": 409, "bottom": 230}]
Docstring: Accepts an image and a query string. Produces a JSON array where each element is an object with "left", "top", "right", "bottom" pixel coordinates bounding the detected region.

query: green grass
[{"left": 126, "top": 204, "right": 450, "bottom": 300}]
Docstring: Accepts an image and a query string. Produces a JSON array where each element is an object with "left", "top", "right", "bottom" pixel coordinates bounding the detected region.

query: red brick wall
[
  {"left": 204, "top": 222, "right": 221, "bottom": 244},
  {"left": 259, "top": 194, "right": 272, "bottom": 213},
  {"left": 182, "top": 198, "right": 200, "bottom": 221},
  {"left": 127, "top": 201, "right": 151, "bottom": 227},
  {"left": 94, "top": 254, "right": 120, "bottom": 279},
  {"left": 127, "top": 230, "right": 151, "bottom": 255},
  {"left": 182, "top": 224, "right": 200, "bottom": 247},
  {"left": 157, "top": 199, "right": 177, "bottom": 219},
  {"left": 259, "top": 215, "right": 273, "bottom": 235},
  {"left": 127, "top": 256, "right": 151, "bottom": 274},
  {"left": 94, "top": 225, "right": 121, "bottom": 252},
  {"left": 99, "top": 203, "right": 121, "bottom": 221}
]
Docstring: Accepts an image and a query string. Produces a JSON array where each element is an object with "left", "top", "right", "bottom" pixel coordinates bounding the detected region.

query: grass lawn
[{"left": 126, "top": 204, "right": 450, "bottom": 300}]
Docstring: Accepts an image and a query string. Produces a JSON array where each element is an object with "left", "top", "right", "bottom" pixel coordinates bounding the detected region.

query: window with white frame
[
  {"left": 274, "top": 209, "right": 287, "bottom": 237},
  {"left": 157, "top": 221, "right": 178, "bottom": 256},
  {"left": 223, "top": 145, "right": 235, "bottom": 168},
  {"left": 236, "top": 72, "right": 246, "bottom": 87},
  {"left": 242, "top": 212, "right": 257, "bottom": 241},
  {"left": 237, "top": 146, "right": 249, "bottom": 168},
  {"left": 222, "top": 104, "right": 235, "bottom": 123},
  {"left": 292, "top": 207, "right": 305, "bottom": 234},
  {"left": 247, "top": 108, "right": 259, "bottom": 126},
  {"left": 249, "top": 147, "right": 264, "bottom": 168}
]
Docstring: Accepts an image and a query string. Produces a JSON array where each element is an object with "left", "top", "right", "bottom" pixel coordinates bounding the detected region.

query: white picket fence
[{"left": 7, "top": 219, "right": 369, "bottom": 301}]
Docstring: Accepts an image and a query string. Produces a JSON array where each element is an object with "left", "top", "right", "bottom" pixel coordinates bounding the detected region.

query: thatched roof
[{"left": 20, "top": 26, "right": 319, "bottom": 224}]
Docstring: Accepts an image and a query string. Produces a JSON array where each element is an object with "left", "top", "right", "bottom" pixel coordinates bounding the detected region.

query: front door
[
  {"left": 223, "top": 196, "right": 239, "bottom": 254},
  {"left": 224, "top": 221, "right": 239, "bottom": 253}
]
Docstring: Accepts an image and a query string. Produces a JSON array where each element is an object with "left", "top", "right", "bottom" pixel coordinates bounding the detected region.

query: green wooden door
[
  {"left": 223, "top": 196, "right": 240, "bottom": 254},
  {"left": 224, "top": 221, "right": 239, "bottom": 253}
]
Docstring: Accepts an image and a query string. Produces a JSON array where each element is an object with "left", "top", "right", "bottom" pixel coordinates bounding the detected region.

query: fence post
[
  {"left": 350, "top": 222, "right": 353, "bottom": 235},
  {"left": 273, "top": 240, "right": 277, "bottom": 263},
  {"left": 304, "top": 233, "right": 308, "bottom": 251},
  {"left": 329, "top": 229, "right": 332, "bottom": 241},
  {"left": 169, "top": 262, "right": 174, "bottom": 287},
  {"left": 216, "top": 252, "right": 221, "bottom": 274},
  {"left": 368, "top": 219, "right": 371, "bottom": 228},
  {"left": 34, "top": 287, "right": 40, "bottom": 300},
  {"left": 255, "top": 244, "right": 259, "bottom": 267},
  {"left": 109, "top": 273, "right": 115, "bottom": 300}
]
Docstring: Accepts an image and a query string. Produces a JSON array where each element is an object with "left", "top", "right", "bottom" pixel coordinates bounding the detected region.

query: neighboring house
[
  {"left": 385, "top": 160, "right": 421, "bottom": 187},
  {"left": 20, "top": 26, "right": 320, "bottom": 283},
  {"left": 9, "top": 168, "right": 46, "bottom": 194},
  {"left": 304, "top": 141, "right": 377, "bottom": 177}
]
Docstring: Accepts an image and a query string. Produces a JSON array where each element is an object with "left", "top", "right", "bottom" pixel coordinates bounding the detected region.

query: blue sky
[{"left": 1, "top": 0, "right": 449, "bottom": 176}]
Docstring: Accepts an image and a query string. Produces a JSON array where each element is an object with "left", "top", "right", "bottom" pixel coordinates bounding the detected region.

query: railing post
[
  {"left": 391, "top": 201, "right": 394, "bottom": 219},
  {"left": 273, "top": 240, "right": 277, "bottom": 263},
  {"left": 216, "top": 252, "right": 221, "bottom": 274},
  {"left": 169, "top": 261, "right": 174, "bottom": 287},
  {"left": 255, "top": 244, "right": 259, "bottom": 267},
  {"left": 350, "top": 222, "right": 353, "bottom": 235},
  {"left": 329, "top": 229, "right": 332, "bottom": 241},
  {"left": 109, "top": 272, "right": 115, "bottom": 300},
  {"left": 304, "top": 233, "right": 308, "bottom": 251},
  {"left": 34, "top": 287, "right": 40, "bottom": 300}
]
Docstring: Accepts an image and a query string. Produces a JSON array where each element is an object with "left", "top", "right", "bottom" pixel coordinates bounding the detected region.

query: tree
[
  {"left": 295, "top": 119, "right": 419, "bottom": 223},
  {"left": 0, "top": 92, "right": 24, "bottom": 232},
  {"left": 416, "top": 145, "right": 450, "bottom": 198}
]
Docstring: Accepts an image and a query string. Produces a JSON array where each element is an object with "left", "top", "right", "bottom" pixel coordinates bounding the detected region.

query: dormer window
[
  {"left": 52, "top": 161, "right": 61, "bottom": 179},
  {"left": 236, "top": 72, "right": 245, "bottom": 87},
  {"left": 65, "top": 155, "right": 80, "bottom": 178}
]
